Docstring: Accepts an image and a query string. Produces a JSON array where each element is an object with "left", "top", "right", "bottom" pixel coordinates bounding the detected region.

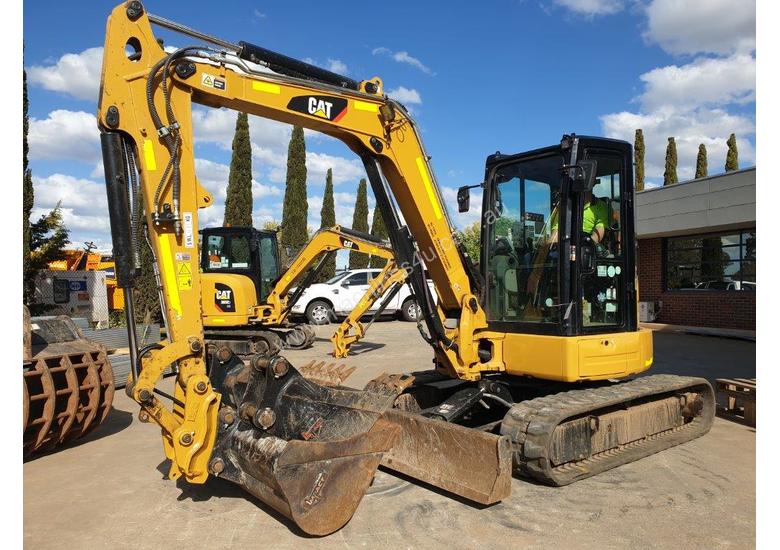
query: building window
[{"left": 665, "top": 230, "right": 755, "bottom": 291}]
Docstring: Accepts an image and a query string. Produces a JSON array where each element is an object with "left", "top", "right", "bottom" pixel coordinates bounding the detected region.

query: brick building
[{"left": 636, "top": 167, "right": 756, "bottom": 330}]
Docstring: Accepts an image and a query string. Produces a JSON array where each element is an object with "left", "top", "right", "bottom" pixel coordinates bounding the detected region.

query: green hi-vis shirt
[{"left": 549, "top": 199, "right": 609, "bottom": 234}]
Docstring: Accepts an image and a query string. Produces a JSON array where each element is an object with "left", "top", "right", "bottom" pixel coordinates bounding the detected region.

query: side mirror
[
  {"left": 457, "top": 186, "right": 470, "bottom": 213},
  {"left": 571, "top": 159, "right": 598, "bottom": 192},
  {"left": 341, "top": 281, "right": 350, "bottom": 288}
]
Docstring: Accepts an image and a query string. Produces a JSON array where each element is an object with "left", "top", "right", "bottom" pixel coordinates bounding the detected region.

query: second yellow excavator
[
  {"left": 198, "top": 223, "right": 395, "bottom": 355},
  {"left": 97, "top": 2, "right": 715, "bottom": 536}
]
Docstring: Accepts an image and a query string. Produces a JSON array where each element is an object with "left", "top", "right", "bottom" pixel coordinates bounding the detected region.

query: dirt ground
[{"left": 23, "top": 322, "right": 755, "bottom": 549}]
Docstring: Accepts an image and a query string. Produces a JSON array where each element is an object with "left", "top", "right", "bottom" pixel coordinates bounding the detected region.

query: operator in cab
[
  {"left": 548, "top": 188, "right": 610, "bottom": 247},
  {"left": 524, "top": 188, "right": 610, "bottom": 300}
]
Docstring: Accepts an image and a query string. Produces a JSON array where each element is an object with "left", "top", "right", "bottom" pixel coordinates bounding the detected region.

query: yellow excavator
[
  {"left": 98, "top": 2, "right": 715, "bottom": 536},
  {"left": 198, "top": 223, "right": 395, "bottom": 355},
  {"left": 330, "top": 259, "right": 409, "bottom": 357}
]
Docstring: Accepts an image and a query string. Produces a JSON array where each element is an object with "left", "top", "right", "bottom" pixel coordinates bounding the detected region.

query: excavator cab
[
  {"left": 201, "top": 227, "right": 280, "bottom": 304},
  {"left": 479, "top": 135, "right": 636, "bottom": 336}
]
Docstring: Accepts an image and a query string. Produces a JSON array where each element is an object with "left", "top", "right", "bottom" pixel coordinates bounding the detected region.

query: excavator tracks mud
[
  {"left": 500, "top": 375, "right": 715, "bottom": 486},
  {"left": 23, "top": 309, "right": 115, "bottom": 458}
]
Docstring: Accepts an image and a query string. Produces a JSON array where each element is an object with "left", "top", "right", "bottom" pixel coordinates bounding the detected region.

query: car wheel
[
  {"left": 401, "top": 298, "right": 421, "bottom": 322},
  {"left": 306, "top": 300, "right": 333, "bottom": 325}
]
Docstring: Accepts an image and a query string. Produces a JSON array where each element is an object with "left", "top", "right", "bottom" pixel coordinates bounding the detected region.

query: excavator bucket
[
  {"left": 207, "top": 352, "right": 400, "bottom": 536},
  {"left": 206, "top": 352, "right": 513, "bottom": 535},
  {"left": 23, "top": 307, "right": 115, "bottom": 457}
]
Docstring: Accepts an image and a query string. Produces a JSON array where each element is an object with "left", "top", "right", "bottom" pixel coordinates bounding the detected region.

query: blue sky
[{"left": 24, "top": 0, "right": 756, "bottom": 260}]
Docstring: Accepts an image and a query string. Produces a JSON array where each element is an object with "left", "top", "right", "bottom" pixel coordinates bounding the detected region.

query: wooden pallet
[{"left": 715, "top": 378, "right": 756, "bottom": 427}]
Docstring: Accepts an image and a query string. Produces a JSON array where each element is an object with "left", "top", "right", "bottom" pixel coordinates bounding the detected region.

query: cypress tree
[
  {"left": 223, "top": 112, "right": 253, "bottom": 227},
  {"left": 317, "top": 168, "right": 336, "bottom": 282},
  {"left": 663, "top": 137, "right": 678, "bottom": 186},
  {"left": 280, "top": 126, "right": 308, "bottom": 266},
  {"left": 695, "top": 144, "right": 708, "bottom": 179},
  {"left": 368, "top": 203, "right": 388, "bottom": 268},
  {"left": 23, "top": 67, "right": 34, "bottom": 304},
  {"left": 634, "top": 129, "right": 645, "bottom": 191},
  {"left": 349, "top": 179, "right": 369, "bottom": 269},
  {"left": 725, "top": 133, "right": 739, "bottom": 172},
  {"left": 133, "top": 213, "right": 162, "bottom": 324}
]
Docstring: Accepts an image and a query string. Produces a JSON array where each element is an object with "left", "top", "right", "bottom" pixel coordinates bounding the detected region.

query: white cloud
[
  {"left": 27, "top": 47, "right": 103, "bottom": 101},
  {"left": 266, "top": 151, "right": 365, "bottom": 187},
  {"left": 192, "top": 107, "right": 293, "bottom": 151},
  {"left": 32, "top": 173, "right": 107, "bottom": 211},
  {"left": 553, "top": 0, "right": 624, "bottom": 17},
  {"left": 29, "top": 174, "right": 111, "bottom": 245},
  {"left": 28, "top": 110, "right": 100, "bottom": 163},
  {"left": 253, "top": 9, "right": 267, "bottom": 19},
  {"left": 644, "top": 0, "right": 756, "bottom": 56},
  {"left": 637, "top": 55, "right": 755, "bottom": 112},
  {"left": 372, "top": 47, "right": 434, "bottom": 75},
  {"left": 327, "top": 59, "right": 348, "bottom": 74},
  {"left": 601, "top": 108, "right": 755, "bottom": 182},
  {"left": 387, "top": 86, "right": 422, "bottom": 105}
]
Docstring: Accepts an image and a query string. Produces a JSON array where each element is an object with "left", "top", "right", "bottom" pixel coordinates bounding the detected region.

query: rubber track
[{"left": 500, "top": 374, "right": 715, "bottom": 486}]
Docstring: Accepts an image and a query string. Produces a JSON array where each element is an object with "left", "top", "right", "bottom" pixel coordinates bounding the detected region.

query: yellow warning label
[{"left": 176, "top": 262, "right": 192, "bottom": 290}]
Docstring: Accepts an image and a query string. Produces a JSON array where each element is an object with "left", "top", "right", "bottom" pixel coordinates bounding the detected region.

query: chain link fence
[{"left": 32, "top": 271, "right": 111, "bottom": 329}]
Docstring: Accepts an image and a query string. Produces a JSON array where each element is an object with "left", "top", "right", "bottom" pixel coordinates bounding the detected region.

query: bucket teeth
[{"left": 298, "top": 360, "right": 356, "bottom": 387}]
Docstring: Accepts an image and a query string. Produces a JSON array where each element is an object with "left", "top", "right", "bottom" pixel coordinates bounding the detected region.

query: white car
[{"left": 290, "top": 268, "right": 436, "bottom": 325}]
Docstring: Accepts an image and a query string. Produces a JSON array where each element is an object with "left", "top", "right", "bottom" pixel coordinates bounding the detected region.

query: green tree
[
  {"left": 26, "top": 205, "right": 70, "bottom": 312},
  {"left": 663, "top": 137, "right": 678, "bottom": 186},
  {"left": 368, "top": 202, "right": 389, "bottom": 268},
  {"left": 23, "top": 67, "right": 34, "bottom": 304},
  {"left": 725, "top": 133, "right": 739, "bottom": 171},
  {"left": 280, "top": 126, "right": 308, "bottom": 266},
  {"left": 223, "top": 112, "right": 253, "bottom": 227},
  {"left": 349, "top": 179, "right": 369, "bottom": 269},
  {"left": 317, "top": 168, "right": 337, "bottom": 281},
  {"left": 695, "top": 144, "right": 708, "bottom": 179},
  {"left": 455, "top": 221, "right": 481, "bottom": 264},
  {"left": 634, "top": 129, "right": 645, "bottom": 191},
  {"left": 261, "top": 220, "right": 280, "bottom": 231},
  {"left": 133, "top": 212, "right": 162, "bottom": 324}
]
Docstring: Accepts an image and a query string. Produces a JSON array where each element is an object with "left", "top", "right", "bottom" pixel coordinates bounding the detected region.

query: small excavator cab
[
  {"left": 481, "top": 135, "right": 637, "bottom": 338},
  {"left": 200, "top": 227, "right": 280, "bottom": 303}
]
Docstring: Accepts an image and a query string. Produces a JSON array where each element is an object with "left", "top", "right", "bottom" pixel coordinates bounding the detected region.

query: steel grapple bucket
[
  {"left": 23, "top": 309, "right": 115, "bottom": 457},
  {"left": 208, "top": 353, "right": 400, "bottom": 536}
]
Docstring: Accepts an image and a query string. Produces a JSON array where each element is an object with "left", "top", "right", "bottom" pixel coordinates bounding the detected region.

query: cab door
[{"left": 573, "top": 142, "right": 637, "bottom": 334}]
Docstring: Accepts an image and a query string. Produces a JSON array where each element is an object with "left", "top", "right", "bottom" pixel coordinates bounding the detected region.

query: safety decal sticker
[
  {"left": 201, "top": 73, "right": 226, "bottom": 91},
  {"left": 177, "top": 262, "right": 192, "bottom": 291},
  {"left": 287, "top": 95, "right": 348, "bottom": 122},
  {"left": 183, "top": 212, "right": 194, "bottom": 249}
]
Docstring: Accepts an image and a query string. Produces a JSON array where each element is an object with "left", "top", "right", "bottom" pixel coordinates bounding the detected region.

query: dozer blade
[
  {"left": 380, "top": 409, "right": 513, "bottom": 504},
  {"left": 208, "top": 353, "right": 399, "bottom": 536}
]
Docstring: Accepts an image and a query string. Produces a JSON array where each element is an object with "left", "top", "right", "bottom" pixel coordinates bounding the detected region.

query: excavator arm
[
  {"left": 98, "top": 2, "right": 505, "bottom": 534},
  {"left": 331, "top": 260, "right": 409, "bottom": 358},
  {"left": 257, "top": 225, "right": 395, "bottom": 325}
]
